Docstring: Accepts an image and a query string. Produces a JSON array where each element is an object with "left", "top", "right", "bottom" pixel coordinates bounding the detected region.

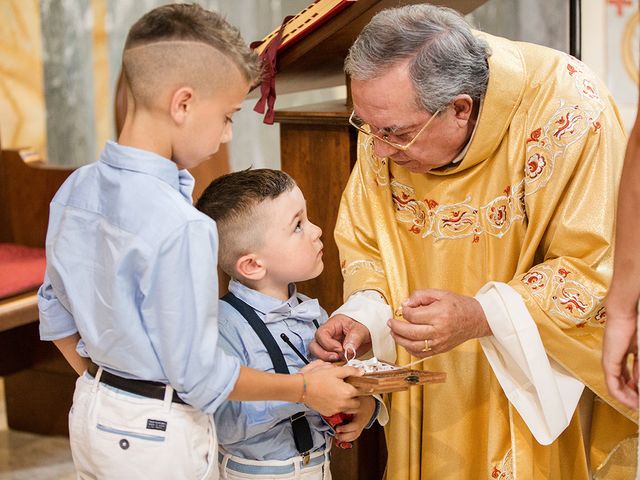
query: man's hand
[
  {"left": 603, "top": 294, "right": 639, "bottom": 409},
  {"left": 309, "top": 314, "right": 372, "bottom": 361},
  {"left": 389, "top": 289, "right": 491, "bottom": 357}
]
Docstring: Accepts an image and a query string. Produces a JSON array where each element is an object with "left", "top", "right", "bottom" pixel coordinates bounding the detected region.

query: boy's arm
[
  {"left": 39, "top": 271, "right": 87, "bottom": 375},
  {"left": 215, "top": 316, "right": 313, "bottom": 445},
  {"left": 144, "top": 220, "right": 361, "bottom": 416},
  {"left": 53, "top": 333, "right": 89, "bottom": 375}
]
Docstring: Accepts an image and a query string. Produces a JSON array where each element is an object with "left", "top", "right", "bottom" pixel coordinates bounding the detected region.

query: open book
[{"left": 251, "top": 0, "right": 356, "bottom": 55}]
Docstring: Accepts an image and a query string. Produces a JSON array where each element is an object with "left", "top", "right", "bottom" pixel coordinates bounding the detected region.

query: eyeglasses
[{"left": 348, "top": 108, "right": 443, "bottom": 151}]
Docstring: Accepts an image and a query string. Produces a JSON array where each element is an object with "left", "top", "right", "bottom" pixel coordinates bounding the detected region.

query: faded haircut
[
  {"left": 196, "top": 169, "right": 296, "bottom": 277},
  {"left": 345, "top": 4, "right": 490, "bottom": 113},
  {"left": 122, "top": 3, "right": 261, "bottom": 107}
]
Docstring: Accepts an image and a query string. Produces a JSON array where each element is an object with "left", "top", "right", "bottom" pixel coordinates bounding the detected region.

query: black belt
[{"left": 87, "top": 361, "right": 187, "bottom": 405}]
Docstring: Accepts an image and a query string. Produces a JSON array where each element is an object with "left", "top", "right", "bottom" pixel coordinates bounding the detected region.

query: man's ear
[
  {"left": 170, "top": 86, "right": 194, "bottom": 125},
  {"left": 236, "top": 253, "right": 266, "bottom": 281},
  {"left": 450, "top": 94, "right": 474, "bottom": 125}
]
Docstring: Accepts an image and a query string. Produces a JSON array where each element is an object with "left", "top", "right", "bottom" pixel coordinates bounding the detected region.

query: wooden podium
[{"left": 269, "top": 1, "right": 487, "bottom": 478}]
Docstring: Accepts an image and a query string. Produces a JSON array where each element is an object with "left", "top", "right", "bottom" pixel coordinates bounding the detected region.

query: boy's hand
[
  {"left": 303, "top": 365, "right": 362, "bottom": 416},
  {"left": 299, "top": 359, "right": 332, "bottom": 374},
  {"left": 334, "top": 396, "right": 376, "bottom": 444}
]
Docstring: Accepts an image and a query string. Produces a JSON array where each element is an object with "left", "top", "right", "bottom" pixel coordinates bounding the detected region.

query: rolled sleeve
[
  {"left": 141, "top": 219, "right": 240, "bottom": 413},
  {"left": 38, "top": 274, "right": 77, "bottom": 340}
]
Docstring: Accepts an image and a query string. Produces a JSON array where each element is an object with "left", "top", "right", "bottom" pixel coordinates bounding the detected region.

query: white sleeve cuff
[
  {"left": 475, "top": 281, "right": 584, "bottom": 445},
  {"left": 332, "top": 291, "right": 397, "bottom": 363}
]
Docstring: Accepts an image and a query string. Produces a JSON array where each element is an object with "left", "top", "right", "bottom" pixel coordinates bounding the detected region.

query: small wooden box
[{"left": 346, "top": 367, "right": 446, "bottom": 395}]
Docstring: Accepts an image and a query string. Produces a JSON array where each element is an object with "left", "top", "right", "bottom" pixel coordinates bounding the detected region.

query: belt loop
[
  {"left": 91, "top": 366, "right": 103, "bottom": 392},
  {"left": 294, "top": 454, "right": 302, "bottom": 479},
  {"left": 221, "top": 453, "right": 231, "bottom": 480},
  {"left": 163, "top": 383, "right": 173, "bottom": 411},
  {"left": 323, "top": 447, "right": 331, "bottom": 480}
]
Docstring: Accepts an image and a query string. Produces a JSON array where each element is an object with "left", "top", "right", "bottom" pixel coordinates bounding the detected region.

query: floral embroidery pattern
[
  {"left": 526, "top": 153, "right": 546, "bottom": 179},
  {"left": 521, "top": 266, "right": 603, "bottom": 327},
  {"left": 361, "top": 57, "right": 605, "bottom": 243},
  {"left": 522, "top": 58, "right": 605, "bottom": 196},
  {"left": 390, "top": 179, "right": 526, "bottom": 241},
  {"left": 360, "top": 135, "right": 390, "bottom": 187},
  {"left": 523, "top": 271, "right": 547, "bottom": 290},
  {"left": 491, "top": 449, "right": 513, "bottom": 479},
  {"left": 341, "top": 259, "right": 385, "bottom": 277}
]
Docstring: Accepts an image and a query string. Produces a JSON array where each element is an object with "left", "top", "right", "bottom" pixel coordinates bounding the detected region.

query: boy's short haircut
[
  {"left": 122, "top": 3, "right": 261, "bottom": 107},
  {"left": 196, "top": 169, "right": 296, "bottom": 277}
]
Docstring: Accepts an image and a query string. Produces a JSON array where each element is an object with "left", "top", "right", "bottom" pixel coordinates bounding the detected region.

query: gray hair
[{"left": 345, "top": 4, "right": 490, "bottom": 113}]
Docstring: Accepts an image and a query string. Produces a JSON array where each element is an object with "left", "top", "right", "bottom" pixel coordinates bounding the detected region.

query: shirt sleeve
[
  {"left": 332, "top": 290, "right": 396, "bottom": 363},
  {"left": 475, "top": 281, "right": 584, "bottom": 445},
  {"left": 214, "top": 303, "right": 310, "bottom": 446},
  {"left": 38, "top": 271, "right": 78, "bottom": 340},
  {"left": 140, "top": 219, "right": 240, "bottom": 414}
]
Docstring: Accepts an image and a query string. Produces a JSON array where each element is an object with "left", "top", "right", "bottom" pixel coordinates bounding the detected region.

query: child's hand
[
  {"left": 334, "top": 396, "right": 376, "bottom": 444},
  {"left": 300, "top": 359, "right": 332, "bottom": 374},
  {"left": 303, "top": 364, "right": 361, "bottom": 416}
]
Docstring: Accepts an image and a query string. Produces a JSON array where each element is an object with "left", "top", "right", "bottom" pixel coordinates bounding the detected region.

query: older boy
[
  {"left": 197, "top": 169, "right": 386, "bottom": 480},
  {"left": 38, "top": 5, "right": 360, "bottom": 479}
]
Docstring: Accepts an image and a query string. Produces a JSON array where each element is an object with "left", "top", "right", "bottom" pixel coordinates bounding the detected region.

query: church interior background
[{"left": 0, "top": 0, "right": 638, "bottom": 478}]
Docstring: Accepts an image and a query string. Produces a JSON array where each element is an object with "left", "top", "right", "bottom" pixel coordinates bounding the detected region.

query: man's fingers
[
  {"left": 403, "top": 289, "right": 446, "bottom": 308},
  {"left": 308, "top": 341, "right": 341, "bottom": 361},
  {"left": 343, "top": 325, "right": 369, "bottom": 354},
  {"left": 388, "top": 318, "right": 433, "bottom": 341},
  {"left": 316, "top": 326, "right": 345, "bottom": 352}
]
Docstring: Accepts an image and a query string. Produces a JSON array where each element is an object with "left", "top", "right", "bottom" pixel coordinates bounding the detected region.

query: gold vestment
[{"left": 336, "top": 34, "right": 638, "bottom": 479}]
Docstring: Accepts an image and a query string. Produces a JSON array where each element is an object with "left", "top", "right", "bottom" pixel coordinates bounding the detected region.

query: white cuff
[
  {"left": 476, "top": 281, "right": 584, "bottom": 445},
  {"left": 372, "top": 393, "right": 389, "bottom": 426},
  {"left": 332, "top": 291, "right": 397, "bottom": 363}
]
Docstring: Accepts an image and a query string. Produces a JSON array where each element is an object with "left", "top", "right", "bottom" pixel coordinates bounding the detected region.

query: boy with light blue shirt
[
  {"left": 37, "top": 5, "right": 361, "bottom": 480},
  {"left": 196, "top": 169, "right": 386, "bottom": 480}
]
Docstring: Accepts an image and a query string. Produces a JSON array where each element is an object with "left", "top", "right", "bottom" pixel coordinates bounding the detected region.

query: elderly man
[{"left": 310, "top": 4, "right": 638, "bottom": 479}]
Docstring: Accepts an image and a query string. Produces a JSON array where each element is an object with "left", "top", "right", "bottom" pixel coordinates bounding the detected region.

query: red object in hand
[{"left": 323, "top": 412, "right": 355, "bottom": 449}]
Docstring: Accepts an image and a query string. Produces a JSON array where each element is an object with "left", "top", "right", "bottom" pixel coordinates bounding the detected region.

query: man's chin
[{"left": 392, "top": 158, "right": 431, "bottom": 174}]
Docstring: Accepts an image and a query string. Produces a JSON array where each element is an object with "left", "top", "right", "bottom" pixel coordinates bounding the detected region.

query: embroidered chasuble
[{"left": 335, "top": 33, "right": 638, "bottom": 480}]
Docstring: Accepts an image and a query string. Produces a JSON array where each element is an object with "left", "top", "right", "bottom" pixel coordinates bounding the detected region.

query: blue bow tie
[{"left": 264, "top": 299, "right": 321, "bottom": 324}]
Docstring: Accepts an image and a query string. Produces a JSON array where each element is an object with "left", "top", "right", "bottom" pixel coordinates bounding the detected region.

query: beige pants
[{"left": 69, "top": 369, "right": 218, "bottom": 479}]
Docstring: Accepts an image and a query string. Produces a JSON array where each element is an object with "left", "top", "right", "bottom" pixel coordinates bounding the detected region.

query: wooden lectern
[{"left": 268, "top": 1, "right": 486, "bottom": 478}]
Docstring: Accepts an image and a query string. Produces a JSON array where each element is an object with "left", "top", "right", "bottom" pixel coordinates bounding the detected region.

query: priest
[{"left": 311, "top": 4, "right": 638, "bottom": 479}]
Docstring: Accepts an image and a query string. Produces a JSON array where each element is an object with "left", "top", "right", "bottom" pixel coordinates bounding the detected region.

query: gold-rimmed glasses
[{"left": 348, "top": 108, "right": 443, "bottom": 151}]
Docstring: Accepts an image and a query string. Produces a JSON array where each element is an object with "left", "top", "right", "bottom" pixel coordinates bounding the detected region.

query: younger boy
[
  {"left": 197, "top": 169, "right": 387, "bottom": 480},
  {"left": 37, "top": 5, "right": 360, "bottom": 479}
]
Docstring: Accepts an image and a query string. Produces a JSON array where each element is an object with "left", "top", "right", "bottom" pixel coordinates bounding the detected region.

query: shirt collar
[
  {"left": 100, "top": 141, "right": 195, "bottom": 202},
  {"left": 228, "top": 278, "right": 299, "bottom": 316}
]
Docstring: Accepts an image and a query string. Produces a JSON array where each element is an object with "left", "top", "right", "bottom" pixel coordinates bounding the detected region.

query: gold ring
[{"left": 421, "top": 339, "right": 431, "bottom": 352}]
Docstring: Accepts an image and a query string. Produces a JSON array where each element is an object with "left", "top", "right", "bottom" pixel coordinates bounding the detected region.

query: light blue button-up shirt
[
  {"left": 214, "top": 279, "right": 332, "bottom": 461},
  {"left": 38, "top": 141, "right": 239, "bottom": 414}
]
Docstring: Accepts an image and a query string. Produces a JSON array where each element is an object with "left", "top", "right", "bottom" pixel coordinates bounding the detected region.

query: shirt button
[{"left": 119, "top": 439, "right": 130, "bottom": 450}]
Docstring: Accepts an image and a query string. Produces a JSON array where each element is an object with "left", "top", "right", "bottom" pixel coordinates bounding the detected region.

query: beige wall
[
  {"left": 0, "top": 0, "right": 45, "bottom": 152},
  {"left": 0, "top": 0, "right": 111, "bottom": 157}
]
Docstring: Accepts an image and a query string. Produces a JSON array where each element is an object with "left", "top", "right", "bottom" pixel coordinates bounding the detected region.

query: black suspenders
[{"left": 221, "top": 292, "right": 314, "bottom": 456}]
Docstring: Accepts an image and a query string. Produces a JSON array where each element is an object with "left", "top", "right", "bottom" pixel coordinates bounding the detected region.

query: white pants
[
  {"left": 219, "top": 447, "right": 332, "bottom": 480},
  {"left": 69, "top": 368, "right": 218, "bottom": 480}
]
